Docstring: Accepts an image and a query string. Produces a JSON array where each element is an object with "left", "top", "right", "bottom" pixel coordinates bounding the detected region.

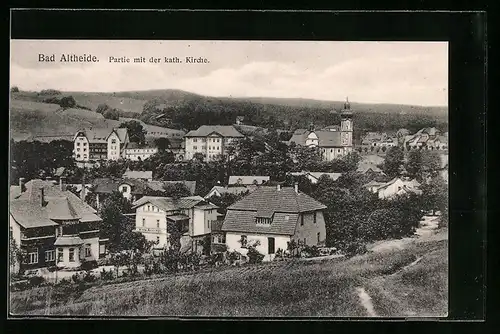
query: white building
[
  {"left": 132, "top": 196, "right": 221, "bottom": 254},
  {"left": 124, "top": 143, "right": 159, "bottom": 161},
  {"left": 221, "top": 184, "right": 327, "bottom": 261},
  {"left": 73, "top": 128, "right": 129, "bottom": 162},
  {"left": 364, "top": 177, "right": 422, "bottom": 199},
  {"left": 288, "top": 98, "right": 354, "bottom": 161},
  {"left": 184, "top": 125, "right": 245, "bottom": 161}
]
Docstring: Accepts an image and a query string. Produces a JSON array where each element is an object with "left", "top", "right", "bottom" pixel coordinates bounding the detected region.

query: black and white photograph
[{"left": 9, "top": 39, "right": 449, "bottom": 317}]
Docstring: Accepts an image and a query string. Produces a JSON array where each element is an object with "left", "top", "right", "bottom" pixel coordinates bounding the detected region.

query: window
[
  {"left": 194, "top": 146, "right": 198, "bottom": 150},
  {"left": 83, "top": 148, "right": 87, "bottom": 152},
  {"left": 83, "top": 143, "right": 87, "bottom": 146},
  {"left": 45, "top": 250, "right": 56, "bottom": 262},
  {"left": 99, "top": 244, "right": 106, "bottom": 255},
  {"left": 147, "top": 205, "right": 151, "bottom": 211},
  {"left": 69, "top": 248, "right": 75, "bottom": 262},
  {"left": 317, "top": 232, "right": 321, "bottom": 243},
  {"left": 85, "top": 244, "right": 92, "bottom": 257},
  {"left": 27, "top": 250, "right": 38, "bottom": 264},
  {"left": 121, "top": 186, "right": 127, "bottom": 193},
  {"left": 57, "top": 248, "right": 64, "bottom": 262},
  {"left": 111, "top": 139, "right": 116, "bottom": 144},
  {"left": 303, "top": 238, "right": 307, "bottom": 246},
  {"left": 77, "top": 142, "right": 80, "bottom": 146},
  {"left": 193, "top": 138, "right": 198, "bottom": 142},
  {"left": 156, "top": 220, "right": 160, "bottom": 228},
  {"left": 142, "top": 218, "right": 146, "bottom": 226},
  {"left": 313, "top": 212, "right": 317, "bottom": 224},
  {"left": 202, "top": 138, "right": 206, "bottom": 142},
  {"left": 301, "top": 214, "right": 304, "bottom": 226},
  {"left": 156, "top": 236, "right": 160, "bottom": 243},
  {"left": 77, "top": 154, "right": 81, "bottom": 158},
  {"left": 240, "top": 235, "right": 248, "bottom": 248},
  {"left": 77, "top": 148, "right": 81, "bottom": 152}
]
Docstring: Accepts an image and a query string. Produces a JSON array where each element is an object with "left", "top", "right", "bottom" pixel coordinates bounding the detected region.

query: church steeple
[{"left": 343, "top": 96, "right": 350, "bottom": 111}]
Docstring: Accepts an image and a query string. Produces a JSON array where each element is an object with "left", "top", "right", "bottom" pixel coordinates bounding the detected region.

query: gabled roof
[
  {"left": 185, "top": 125, "right": 244, "bottom": 138},
  {"left": 123, "top": 170, "right": 153, "bottom": 180},
  {"left": 228, "top": 175, "right": 270, "bottom": 185},
  {"left": 114, "top": 128, "right": 128, "bottom": 142},
  {"left": 205, "top": 186, "right": 249, "bottom": 198},
  {"left": 75, "top": 128, "right": 110, "bottom": 143},
  {"left": 227, "top": 186, "right": 326, "bottom": 213},
  {"left": 222, "top": 211, "right": 300, "bottom": 235},
  {"left": 131, "top": 195, "right": 208, "bottom": 211}
]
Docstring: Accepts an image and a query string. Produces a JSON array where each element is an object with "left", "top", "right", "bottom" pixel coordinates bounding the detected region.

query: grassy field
[{"left": 10, "top": 236, "right": 447, "bottom": 317}]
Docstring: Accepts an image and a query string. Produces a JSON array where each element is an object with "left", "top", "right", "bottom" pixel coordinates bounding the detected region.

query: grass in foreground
[{"left": 10, "top": 239, "right": 447, "bottom": 317}]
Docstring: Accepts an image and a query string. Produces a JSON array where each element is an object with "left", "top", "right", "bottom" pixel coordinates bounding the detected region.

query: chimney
[
  {"left": 59, "top": 176, "right": 66, "bottom": 191},
  {"left": 19, "top": 177, "right": 25, "bottom": 192},
  {"left": 40, "top": 187, "right": 45, "bottom": 207},
  {"left": 277, "top": 184, "right": 281, "bottom": 191},
  {"left": 294, "top": 183, "right": 299, "bottom": 193}
]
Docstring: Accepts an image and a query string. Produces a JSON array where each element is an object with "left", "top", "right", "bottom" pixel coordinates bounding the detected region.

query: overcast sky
[{"left": 10, "top": 40, "right": 448, "bottom": 106}]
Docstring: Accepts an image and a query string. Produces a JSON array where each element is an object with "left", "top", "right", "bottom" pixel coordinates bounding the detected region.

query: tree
[
  {"left": 154, "top": 137, "right": 171, "bottom": 151},
  {"left": 98, "top": 191, "right": 135, "bottom": 252},
  {"left": 208, "top": 192, "right": 248, "bottom": 215},
  {"left": 10, "top": 234, "right": 21, "bottom": 275},
  {"left": 119, "top": 120, "right": 146, "bottom": 145},
  {"left": 421, "top": 151, "right": 442, "bottom": 179},
  {"left": 59, "top": 96, "right": 77, "bottom": 109},
  {"left": 420, "top": 175, "right": 448, "bottom": 216},
  {"left": 293, "top": 145, "right": 322, "bottom": 171},
  {"left": 406, "top": 150, "right": 423, "bottom": 180},
  {"left": 162, "top": 183, "right": 192, "bottom": 199},
  {"left": 11, "top": 86, "right": 19, "bottom": 93},
  {"left": 96, "top": 103, "right": 110, "bottom": 114},
  {"left": 103, "top": 109, "right": 120, "bottom": 120},
  {"left": 381, "top": 146, "right": 404, "bottom": 178}
]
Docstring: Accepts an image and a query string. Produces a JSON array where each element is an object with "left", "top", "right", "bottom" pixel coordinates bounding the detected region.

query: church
[{"left": 288, "top": 98, "right": 354, "bottom": 161}]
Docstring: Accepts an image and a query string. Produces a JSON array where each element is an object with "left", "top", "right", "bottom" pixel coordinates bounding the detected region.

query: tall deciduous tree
[
  {"left": 119, "top": 120, "right": 146, "bottom": 145},
  {"left": 406, "top": 150, "right": 423, "bottom": 180},
  {"left": 382, "top": 146, "right": 405, "bottom": 178}
]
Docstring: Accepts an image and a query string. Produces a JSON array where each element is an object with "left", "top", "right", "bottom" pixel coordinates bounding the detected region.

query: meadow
[{"left": 10, "top": 237, "right": 448, "bottom": 317}]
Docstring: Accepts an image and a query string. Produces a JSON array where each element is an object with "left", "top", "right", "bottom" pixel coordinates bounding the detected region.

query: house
[
  {"left": 403, "top": 127, "right": 446, "bottom": 151},
  {"left": 9, "top": 178, "right": 107, "bottom": 274},
  {"left": 221, "top": 184, "right": 327, "bottom": 261},
  {"left": 184, "top": 125, "right": 245, "bottom": 161},
  {"left": 132, "top": 196, "right": 221, "bottom": 254},
  {"left": 93, "top": 178, "right": 196, "bottom": 207},
  {"left": 124, "top": 142, "right": 158, "bottom": 161},
  {"left": 166, "top": 137, "right": 186, "bottom": 161},
  {"left": 228, "top": 175, "right": 270, "bottom": 186},
  {"left": 122, "top": 170, "right": 153, "bottom": 182},
  {"left": 73, "top": 128, "right": 129, "bottom": 162},
  {"left": 304, "top": 172, "right": 342, "bottom": 184},
  {"left": 289, "top": 98, "right": 354, "bottom": 161},
  {"left": 204, "top": 186, "right": 251, "bottom": 199},
  {"left": 364, "top": 177, "right": 422, "bottom": 199},
  {"left": 357, "top": 155, "right": 385, "bottom": 175}
]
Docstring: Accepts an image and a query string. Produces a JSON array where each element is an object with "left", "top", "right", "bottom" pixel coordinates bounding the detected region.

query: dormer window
[{"left": 256, "top": 217, "right": 272, "bottom": 225}]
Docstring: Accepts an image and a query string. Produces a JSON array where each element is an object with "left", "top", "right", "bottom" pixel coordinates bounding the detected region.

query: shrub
[
  {"left": 100, "top": 268, "right": 114, "bottom": 280},
  {"left": 301, "top": 245, "right": 320, "bottom": 258},
  {"left": 80, "top": 260, "right": 98, "bottom": 271},
  {"left": 59, "top": 96, "right": 76, "bottom": 109},
  {"left": 39, "top": 89, "right": 61, "bottom": 95},
  {"left": 28, "top": 275, "right": 45, "bottom": 287},
  {"left": 343, "top": 241, "right": 368, "bottom": 258},
  {"left": 82, "top": 271, "right": 97, "bottom": 283},
  {"left": 247, "top": 247, "right": 264, "bottom": 264},
  {"left": 11, "top": 86, "right": 19, "bottom": 93}
]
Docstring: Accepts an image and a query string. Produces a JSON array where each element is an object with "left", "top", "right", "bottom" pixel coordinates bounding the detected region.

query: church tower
[{"left": 340, "top": 97, "right": 354, "bottom": 154}]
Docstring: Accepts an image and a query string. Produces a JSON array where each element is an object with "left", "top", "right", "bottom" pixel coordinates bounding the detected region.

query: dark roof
[
  {"left": 228, "top": 186, "right": 326, "bottom": 213},
  {"left": 185, "top": 125, "right": 244, "bottom": 138},
  {"left": 10, "top": 179, "right": 101, "bottom": 229},
  {"left": 222, "top": 211, "right": 300, "bottom": 235},
  {"left": 228, "top": 175, "right": 270, "bottom": 185},
  {"left": 123, "top": 170, "right": 153, "bottom": 180}
]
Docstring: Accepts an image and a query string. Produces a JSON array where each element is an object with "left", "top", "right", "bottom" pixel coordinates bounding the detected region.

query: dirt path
[{"left": 356, "top": 287, "right": 377, "bottom": 317}]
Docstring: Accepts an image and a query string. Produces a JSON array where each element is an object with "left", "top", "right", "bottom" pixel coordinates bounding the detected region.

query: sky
[{"left": 10, "top": 40, "right": 448, "bottom": 106}]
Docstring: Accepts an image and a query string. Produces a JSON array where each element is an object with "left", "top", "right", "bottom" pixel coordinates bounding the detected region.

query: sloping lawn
[{"left": 10, "top": 239, "right": 447, "bottom": 317}]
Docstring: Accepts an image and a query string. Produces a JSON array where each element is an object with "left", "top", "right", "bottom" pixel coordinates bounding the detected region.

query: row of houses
[
  {"left": 360, "top": 127, "right": 448, "bottom": 152},
  {"left": 10, "top": 176, "right": 327, "bottom": 273}
]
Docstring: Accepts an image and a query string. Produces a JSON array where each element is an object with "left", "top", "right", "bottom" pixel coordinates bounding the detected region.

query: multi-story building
[
  {"left": 124, "top": 142, "right": 159, "bottom": 161},
  {"left": 221, "top": 184, "right": 327, "bottom": 261},
  {"left": 289, "top": 98, "right": 354, "bottom": 161},
  {"left": 132, "top": 196, "right": 221, "bottom": 254},
  {"left": 184, "top": 125, "right": 245, "bottom": 161},
  {"left": 73, "top": 128, "right": 129, "bottom": 162},
  {"left": 9, "top": 178, "right": 106, "bottom": 274}
]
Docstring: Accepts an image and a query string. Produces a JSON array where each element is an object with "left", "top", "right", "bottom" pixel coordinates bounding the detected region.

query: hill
[
  {"left": 10, "top": 89, "right": 448, "bottom": 141},
  {"left": 10, "top": 99, "right": 184, "bottom": 142}
]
